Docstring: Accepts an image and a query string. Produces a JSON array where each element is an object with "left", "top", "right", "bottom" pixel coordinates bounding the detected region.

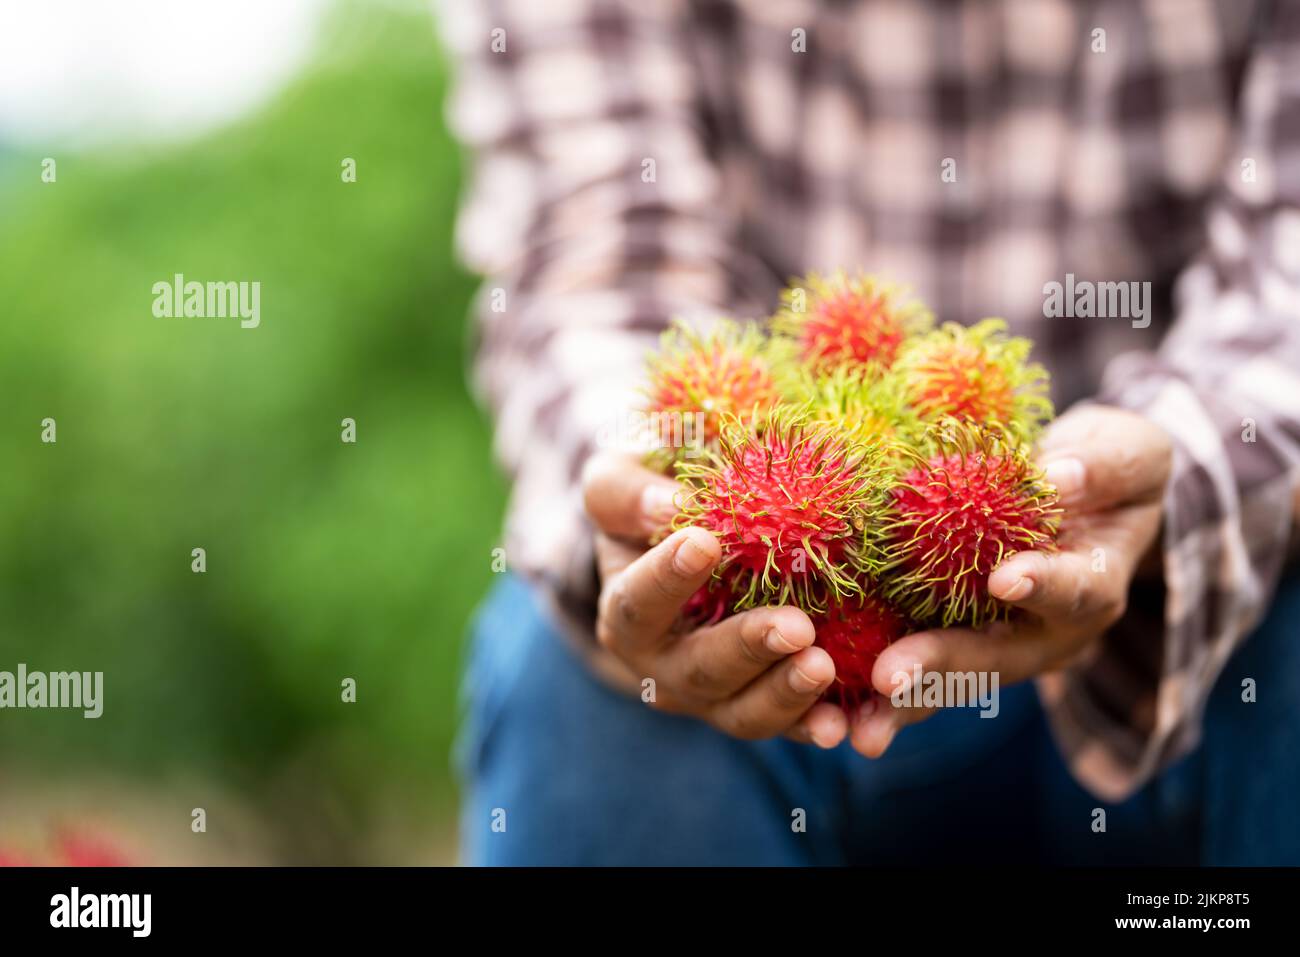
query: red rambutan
[
  {"left": 55, "top": 830, "right": 131, "bottom": 867},
  {"left": 814, "top": 589, "right": 914, "bottom": 711},
  {"left": 681, "top": 566, "right": 743, "bottom": 629},
  {"left": 882, "top": 420, "right": 1061, "bottom": 628},
  {"left": 674, "top": 408, "right": 891, "bottom": 614},
  {"left": 639, "top": 273, "right": 1063, "bottom": 653},
  {"left": 772, "top": 271, "right": 932, "bottom": 374},
  {"left": 0, "top": 829, "right": 132, "bottom": 867}
]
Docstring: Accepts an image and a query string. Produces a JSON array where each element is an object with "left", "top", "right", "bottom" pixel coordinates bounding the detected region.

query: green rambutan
[
  {"left": 882, "top": 420, "right": 1062, "bottom": 628},
  {"left": 894, "top": 317, "right": 1053, "bottom": 442},
  {"left": 772, "top": 271, "right": 932, "bottom": 375},
  {"left": 814, "top": 589, "right": 915, "bottom": 711},
  {"left": 790, "top": 365, "right": 924, "bottom": 463},
  {"left": 643, "top": 318, "right": 780, "bottom": 460},
  {"left": 674, "top": 407, "right": 891, "bottom": 614}
]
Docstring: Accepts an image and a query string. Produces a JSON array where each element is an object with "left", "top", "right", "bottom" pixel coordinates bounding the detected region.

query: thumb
[
  {"left": 1036, "top": 405, "right": 1172, "bottom": 512},
  {"left": 581, "top": 451, "right": 682, "bottom": 541}
]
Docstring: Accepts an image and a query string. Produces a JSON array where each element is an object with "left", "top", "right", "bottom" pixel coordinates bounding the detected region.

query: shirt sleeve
[
  {"left": 1036, "top": 1, "right": 1300, "bottom": 801},
  {"left": 437, "top": 0, "right": 767, "bottom": 628}
]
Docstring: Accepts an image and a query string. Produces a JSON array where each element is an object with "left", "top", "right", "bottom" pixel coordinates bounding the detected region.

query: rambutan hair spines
[
  {"left": 673, "top": 406, "right": 893, "bottom": 615},
  {"left": 894, "top": 317, "right": 1053, "bottom": 442},
  {"left": 881, "top": 418, "right": 1062, "bottom": 628},
  {"left": 771, "top": 271, "right": 933, "bottom": 375},
  {"left": 788, "top": 364, "right": 925, "bottom": 465},
  {"left": 642, "top": 318, "right": 780, "bottom": 464},
  {"left": 813, "top": 585, "right": 915, "bottom": 711}
]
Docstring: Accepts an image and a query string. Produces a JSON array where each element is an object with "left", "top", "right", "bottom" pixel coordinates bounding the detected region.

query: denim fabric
[{"left": 456, "top": 574, "right": 1299, "bottom": 866}]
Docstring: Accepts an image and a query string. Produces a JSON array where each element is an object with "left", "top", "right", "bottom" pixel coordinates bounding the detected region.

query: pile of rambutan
[{"left": 640, "top": 272, "right": 1062, "bottom": 711}]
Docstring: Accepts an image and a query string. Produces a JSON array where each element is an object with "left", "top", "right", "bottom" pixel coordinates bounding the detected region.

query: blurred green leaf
[{"left": 0, "top": 0, "right": 501, "bottom": 838}]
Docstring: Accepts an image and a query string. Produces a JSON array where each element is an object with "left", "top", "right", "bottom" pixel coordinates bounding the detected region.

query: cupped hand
[
  {"left": 581, "top": 451, "right": 850, "bottom": 748},
  {"left": 850, "top": 405, "right": 1173, "bottom": 757}
]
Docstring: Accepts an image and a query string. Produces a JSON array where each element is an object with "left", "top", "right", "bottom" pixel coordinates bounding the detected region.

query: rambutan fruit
[
  {"left": 791, "top": 365, "right": 924, "bottom": 463},
  {"left": 681, "top": 566, "right": 744, "bottom": 629},
  {"left": 814, "top": 588, "right": 915, "bottom": 711},
  {"left": 894, "top": 317, "right": 1053, "bottom": 442},
  {"left": 0, "top": 830, "right": 131, "bottom": 867},
  {"left": 772, "top": 271, "right": 932, "bottom": 375},
  {"left": 882, "top": 420, "right": 1062, "bottom": 628},
  {"left": 55, "top": 830, "right": 131, "bottom": 867},
  {"left": 674, "top": 407, "right": 891, "bottom": 615},
  {"left": 643, "top": 318, "right": 780, "bottom": 461}
]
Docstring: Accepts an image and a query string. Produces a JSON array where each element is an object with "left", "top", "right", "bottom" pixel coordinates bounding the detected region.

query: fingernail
[
  {"left": 641, "top": 484, "right": 678, "bottom": 525},
  {"left": 765, "top": 626, "right": 800, "bottom": 655},
  {"left": 810, "top": 727, "right": 838, "bottom": 749},
  {"left": 1000, "top": 575, "right": 1035, "bottom": 602},
  {"left": 789, "top": 664, "right": 824, "bottom": 694},
  {"left": 672, "top": 534, "right": 713, "bottom": 575},
  {"left": 1043, "top": 457, "right": 1085, "bottom": 503}
]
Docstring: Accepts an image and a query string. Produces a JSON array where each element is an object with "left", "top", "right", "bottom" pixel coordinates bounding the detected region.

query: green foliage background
[{"left": 0, "top": 1, "right": 502, "bottom": 859}]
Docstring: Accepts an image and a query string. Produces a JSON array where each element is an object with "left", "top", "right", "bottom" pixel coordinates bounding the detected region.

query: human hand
[
  {"left": 850, "top": 405, "right": 1173, "bottom": 757},
  {"left": 581, "top": 451, "right": 851, "bottom": 748}
]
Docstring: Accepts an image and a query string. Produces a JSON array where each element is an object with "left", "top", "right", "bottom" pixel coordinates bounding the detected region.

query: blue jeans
[{"left": 456, "top": 574, "right": 1300, "bottom": 865}]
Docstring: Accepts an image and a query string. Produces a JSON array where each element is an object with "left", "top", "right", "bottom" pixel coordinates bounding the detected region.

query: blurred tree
[{"left": 0, "top": 0, "right": 501, "bottom": 859}]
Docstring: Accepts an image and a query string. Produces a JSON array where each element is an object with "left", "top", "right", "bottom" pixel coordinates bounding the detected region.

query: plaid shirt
[{"left": 439, "top": 0, "right": 1300, "bottom": 800}]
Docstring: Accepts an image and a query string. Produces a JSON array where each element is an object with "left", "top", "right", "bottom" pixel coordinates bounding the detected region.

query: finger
[
  {"left": 708, "top": 646, "right": 835, "bottom": 740},
  {"left": 664, "top": 604, "right": 816, "bottom": 701},
  {"left": 870, "top": 621, "right": 1046, "bottom": 698},
  {"left": 849, "top": 695, "right": 925, "bottom": 758},
  {"left": 1036, "top": 406, "right": 1172, "bottom": 511},
  {"left": 594, "top": 532, "right": 643, "bottom": 584},
  {"left": 786, "top": 701, "right": 849, "bottom": 749},
  {"left": 855, "top": 620, "right": 1038, "bottom": 757},
  {"left": 581, "top": 451, "right": 681, "bottom": 541},
  {"left": 596, "top": 526, "right": 720, "bottom": 655},
  {"left": 987, "top": 548, "right": 1121, "bottom": 621}
]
